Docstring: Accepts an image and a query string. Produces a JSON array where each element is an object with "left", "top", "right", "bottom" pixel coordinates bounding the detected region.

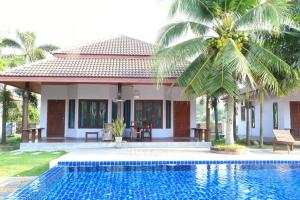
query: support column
[
  {"left": 117, "top": 83, "right": 123, "bottom": 119},
  {"left": 22, "top": 82, "right": 30, "bottom": 143}
]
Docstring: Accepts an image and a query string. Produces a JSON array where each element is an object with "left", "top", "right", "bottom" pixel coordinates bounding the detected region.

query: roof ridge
[{"left": 52, "top": 35, "right": 156, "bottom": 56}]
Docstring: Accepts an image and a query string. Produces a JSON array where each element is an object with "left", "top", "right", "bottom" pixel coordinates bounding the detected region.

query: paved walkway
[
  {"left": 50, "top": 147, "right": 300, "bottom": 167},
  {"left": 0, "top": 177, "right": 36, "bottom": 199}
]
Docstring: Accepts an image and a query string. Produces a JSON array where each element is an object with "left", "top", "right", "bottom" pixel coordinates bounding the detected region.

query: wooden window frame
[
  {"left": 68, "top": 99, "right": 75, "bottom": 129},
  {"left": 134, "top": 100, "right": 163, "bottom": 129},
  {"left": 123, "top": 100, "right": 131, "bottom": 128},
  {"left": 78, "top": 99, "right": 108, "bottom": 129},
  {"left": 166, "top": 100, "right": 171, "bottom": 129}
]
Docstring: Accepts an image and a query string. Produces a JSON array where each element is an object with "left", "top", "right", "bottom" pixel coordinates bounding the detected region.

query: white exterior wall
[
  {"left": 237, "top": 91, "right": 300, "bottom": 140},
  {"left": 40, "top": 84, "right": 196, "bottom": 138}
]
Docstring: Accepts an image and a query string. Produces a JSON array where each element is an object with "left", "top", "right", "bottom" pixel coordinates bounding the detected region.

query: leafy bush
[{"left": 112, "top": 118, "right": 126, "bottom": 137}]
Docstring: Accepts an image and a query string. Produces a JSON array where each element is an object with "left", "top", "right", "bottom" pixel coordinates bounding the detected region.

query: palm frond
[
  {"left": 214, "top": 39, "right": 254, "bottom": 86},
  {"left": 38, "top": 44, "right": 60, "bottom": 52},
  {"left": 168, "top": 0, "right": 214, "bottom": 21},
  {"left": 1, "top": 38, "right": 21, "bottom": 49},
  {"left": 178, "top": 54, "right": 212, "bottom": 96},
  {"left": 248, "top": 43, "right": 293, "bottom": 77},
  {"left": 33, "top": 48, "right": 45, "bottom": 61},
  {"left": 245, "top": 48, "right": 281, "bottom": 95},
  {"left": 234, "top": 0, "right": 289, "bottom": 33},
  {"left": 153, "top": 37, "right": 208, "bottom": 84},
  {"left": 16, "top": 31, "right": 36, "bottom": 52},
  {"left": 156, "top": 21, "right": 210, "bottom": 48}
]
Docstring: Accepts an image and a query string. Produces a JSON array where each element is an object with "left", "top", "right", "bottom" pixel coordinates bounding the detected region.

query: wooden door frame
[
  {"left": 47, "top": 100, "right": 66, "bottom": 137},
  {"left": 290, "top": 101, "right": 300, "bottom": 138},
  {"left": 173, "top": 101, "right": 190, "bottom": 137}
]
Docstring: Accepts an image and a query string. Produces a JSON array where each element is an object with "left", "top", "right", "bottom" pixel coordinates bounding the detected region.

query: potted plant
[{"left": 112, "top": 117, "right": 126, "bottom": 143}]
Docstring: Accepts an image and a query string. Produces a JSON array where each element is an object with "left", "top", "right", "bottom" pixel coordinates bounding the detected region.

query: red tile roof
[
  {"left": 0, "top": 35, "right": 184, "bottom": 79},
  {"left": 53, "top": 35, "right": 156, "bottom": 56},
  {"left": 2, "top": 57, "right": 183, "bottom": 78}
]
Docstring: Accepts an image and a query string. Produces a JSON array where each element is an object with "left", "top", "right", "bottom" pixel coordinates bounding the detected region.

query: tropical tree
[
  {"left": 0, "top": 58, "right": 19, "bottom": 144},
  {"left": 154, "top": 0, "right": 299, "bottom": 146},
  {"left": 1, "top": 31, "right": 59, "bottom": 130},
  {"left": 1, "top": 31, "right": 59, "bottom": 62}
]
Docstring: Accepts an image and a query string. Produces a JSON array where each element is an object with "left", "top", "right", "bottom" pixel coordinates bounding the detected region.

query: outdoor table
[
  {"left": 85, "top": 132, "right": 99, "bottom": 142},
  {"left": 22, "top": 128, "right": 45, "bottom": 143},
  {"left": 192, "top": 128, "right": 207, "bottom": 142}
]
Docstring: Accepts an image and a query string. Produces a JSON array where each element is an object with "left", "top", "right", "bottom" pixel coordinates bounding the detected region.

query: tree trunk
[
  {"left": 22, "top": 84, "right": 30, "bottom": 142},
  {"left": 226, "top": 95, "right": 234, "bottom": 145},
  {"left": 246, "top": 102, "right": 250, "bottom": 145},
  {"left": 259, "top": 89, "right": 264, "bottom": 148},
  {"left": 212, "top": 98, "right": 219, "bottom": 140},
  {"left": 245, "top": 86, "right": 250, "bottom": 146},
  {"left": 233, "top": 99, "right": 237, "bottom": 140},
  {"left": 1, "top": 84, "right": 7, "bottom": 144},
  {"left": 206, "top": 95, "right": 211, "bottom": 141}
]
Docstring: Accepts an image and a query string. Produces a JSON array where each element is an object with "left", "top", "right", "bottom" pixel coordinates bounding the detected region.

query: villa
[
  {"left": 0, "top": 35, "right": 199, "bottom": 145},
  {"left": 237, "top": 92, "right": 300, "bottom": 141}
]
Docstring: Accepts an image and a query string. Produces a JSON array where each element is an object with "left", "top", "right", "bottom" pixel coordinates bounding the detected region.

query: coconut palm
[
  {"left": 1, "top": 31, "right": 59, "bottom": 132},
  {"left": 1, "top": 31, "right": 59, "bottom": 62},
  {"left": 154, "top": 0, "right": 299, "bottom": 145}
]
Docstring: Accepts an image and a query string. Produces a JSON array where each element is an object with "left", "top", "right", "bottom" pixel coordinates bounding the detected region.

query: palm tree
[
  {"left": 1, "top": 31, "right": 59, "bottom": 132},
  {"left": 154, "top": 0, "right": 299, "bottom": 146},
  {"left": 1, "top": 31, "right": 59, "bottom": 62}
]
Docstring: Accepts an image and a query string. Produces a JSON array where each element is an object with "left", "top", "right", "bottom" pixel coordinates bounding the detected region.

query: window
[
  {"left": 123, "top": 100, "right": 131, "bottom": 128},
  {"left": 166, "top": 100, "right": 171, "bottom": 129},
  {"left": 68, "top": 100, "right": 75, "bottom": 128},
  {"left": 241, "top": 106, "right": 245, "bottom": 121},
  {"left": 135, "top": 100, "right": 163, "bottom": 128},
  {"left": 273, "top": 102, "right": 278, "bottom": 129},
  {"left": 251, "top": 107, "right": 255, "bottom": 128},
  {"left": 79, "top": 100, "right": 108, "bottom": 128},
  {"left": 112, "top": 102, "right": 118, "bottom": 122}
]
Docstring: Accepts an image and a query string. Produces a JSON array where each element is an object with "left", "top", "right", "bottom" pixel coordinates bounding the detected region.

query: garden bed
[{"left": 211, "top": 145, "right": 247, "bottom": 155}]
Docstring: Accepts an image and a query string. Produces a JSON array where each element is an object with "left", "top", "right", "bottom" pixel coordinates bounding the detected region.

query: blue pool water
[{"left": 10, "top": 163, "right": 300, "bottom": 200}]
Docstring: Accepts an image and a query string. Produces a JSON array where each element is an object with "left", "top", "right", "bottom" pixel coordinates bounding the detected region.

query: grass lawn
[
  {"left": 0, "top": 151, "right": 66, "bottom": 177},
  {"left": 0, "top": 135, "right": 66, "bottom": 177}
]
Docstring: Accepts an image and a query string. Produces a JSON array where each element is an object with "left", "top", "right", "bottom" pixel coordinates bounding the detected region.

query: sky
[{"left": 0, "top": 0, "right": 171, "bottom": 48}]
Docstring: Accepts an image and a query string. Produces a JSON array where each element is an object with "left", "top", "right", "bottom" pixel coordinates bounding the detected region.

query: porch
[{"left": 20, "top": 137, "right": 211, "bottom": 151}]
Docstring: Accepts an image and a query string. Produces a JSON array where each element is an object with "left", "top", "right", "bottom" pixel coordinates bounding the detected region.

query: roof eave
[{"left": 0, "top": 76, "right": 178, "bottom": 94}]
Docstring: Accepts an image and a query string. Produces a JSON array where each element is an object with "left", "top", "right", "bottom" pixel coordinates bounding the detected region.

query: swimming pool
[{"left": 9, "top": 161, "right": 300, "bottom": 200}]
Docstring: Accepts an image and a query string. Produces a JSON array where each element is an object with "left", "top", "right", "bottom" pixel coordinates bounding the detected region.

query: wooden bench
[
  {"left": 273, "top": 129, "right": 295, "bottom": 153},
  {"left": 85, "top": 132, "right": 99, "bottom": 142}
]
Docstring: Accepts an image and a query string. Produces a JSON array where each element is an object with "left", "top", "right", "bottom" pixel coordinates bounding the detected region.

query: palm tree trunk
[
  {"left": 245, "top": 86, "right": 250, "bottom": 146},
  {"left": 212, "top": 99, "right": 219, "bottom": 140},
  {"left": 206, "top": 95, "right": 211, "bottom": 141},
  {"left": 233, "top": 99, "right": 237, "bottom": 140},
  {"left": 22, "top": 84, "right": 29, "bottom": 142},
  {"left": 246, "top": 102, "right": 250, "bottom": 145},
  {"left": 226, "top": 95, "right": 234, "bottom": 145},
  {"left": 259, "top": 89, "right": 264, "bottom": 148},
  {"left": 1, "top": 84, "right": 7, "bottom": 144}
]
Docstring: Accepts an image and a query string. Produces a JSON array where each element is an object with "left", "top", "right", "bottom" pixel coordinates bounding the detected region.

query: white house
[
  {"left": 237, "top": 91, "right": 300, "bottom": 141},
  {"left": 0, "top": 35, "right": 197, "bottom": 141}
]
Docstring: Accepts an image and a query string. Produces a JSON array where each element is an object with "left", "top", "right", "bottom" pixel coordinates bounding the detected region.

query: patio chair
[
  {"left": 130, "top": 122, "right": 142, "bottom": 141},
  {"left": 142, "top": 123, "right": 152, "bottom": 141},
  {"left": 273, "top": 129, "right": 295, "bottom": 153},
  {"left": 102, "top": 123, "right": 114, "bottom": 141}
]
